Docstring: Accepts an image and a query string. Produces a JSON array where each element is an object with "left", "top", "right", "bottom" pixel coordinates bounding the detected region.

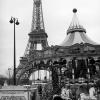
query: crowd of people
[{"left": 53, "top": 85, "right": 98, "bottom": 100}]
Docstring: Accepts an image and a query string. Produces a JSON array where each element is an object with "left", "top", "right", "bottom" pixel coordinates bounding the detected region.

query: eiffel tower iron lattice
[{"left": 16, "top": 0, "right": 49, "bottom": 84}]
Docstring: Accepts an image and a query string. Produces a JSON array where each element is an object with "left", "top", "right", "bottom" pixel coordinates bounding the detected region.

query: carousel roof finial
[
  {"left": 73, "top": 8, "right": 77, "bottom": 13},
  {"left": 67, "top": 8, "right": 86, "bottom": 34}
]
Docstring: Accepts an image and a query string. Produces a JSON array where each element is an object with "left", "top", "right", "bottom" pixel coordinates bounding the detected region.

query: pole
[
  {"left": 14, "top": 18, "right": 16, "bottom": 85},
  {"left": 9, "top": 17, "right": 19, "bottom": 85}
]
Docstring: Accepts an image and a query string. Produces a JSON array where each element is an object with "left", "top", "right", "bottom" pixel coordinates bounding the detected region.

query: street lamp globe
[
  {"left": 15, "top": 19, "right": 20, "bottom": 25},
  {"left": 9, "top": 17, "right": 13, "bottom": 23}
]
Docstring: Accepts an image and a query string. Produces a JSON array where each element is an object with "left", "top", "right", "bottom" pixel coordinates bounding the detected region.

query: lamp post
[{"left": 9, "top": 17, "right": 19, "bottom": 85}]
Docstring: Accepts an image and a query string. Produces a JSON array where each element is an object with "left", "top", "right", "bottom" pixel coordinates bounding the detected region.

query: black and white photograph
[{"left": 0, "top": 0, "right": 100, "bottom": 100}]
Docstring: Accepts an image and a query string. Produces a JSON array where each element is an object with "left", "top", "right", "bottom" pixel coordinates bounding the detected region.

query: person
[
  {"left": 89, "top": 85, "right": 97, "bottom": 100},
  {"left": 79, "top": 85, "right": 89, "bottom": 100},
  {"left": 79, "top": 92, "right": 89, "bottom": 100},
  {"left": 61, "top": 86, "right": 72, "bottom": 100}
]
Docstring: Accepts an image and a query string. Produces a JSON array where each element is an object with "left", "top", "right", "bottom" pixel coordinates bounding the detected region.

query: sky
[{"left": 0, "top": 0, "right": 100, "bottom": 76}]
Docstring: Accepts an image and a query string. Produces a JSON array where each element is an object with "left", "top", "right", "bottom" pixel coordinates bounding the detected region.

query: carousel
[{"left": 15, "top": 0, "right": 100, "bottom": 100}]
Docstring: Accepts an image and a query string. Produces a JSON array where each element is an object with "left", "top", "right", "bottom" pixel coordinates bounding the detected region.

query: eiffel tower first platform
[{"left": 15, "top": 0, "right": 100, "bottom": 99}]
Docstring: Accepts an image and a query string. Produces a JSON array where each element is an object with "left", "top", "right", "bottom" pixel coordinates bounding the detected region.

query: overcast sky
[{"left": 0, "top": 0, "right": 100, "bottom": 76}]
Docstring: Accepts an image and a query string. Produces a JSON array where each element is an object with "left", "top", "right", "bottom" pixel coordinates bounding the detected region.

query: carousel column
[
  {"left": 58, "top": 65, "right": 62, "bottom": 89},
  {"left": 49, "top": 61, "right": 52, "bottom": 81},
  {"left": 75, "top": 58, "right": 78, "bottom": 79},
  {"left": 72, "top": 69, "right": 75, "bottom": 81},
  {"left": 37, "top": 70, "right": 40, "bottom": 80},
  {"left": 67, "top": 58, "right": 71, "bottom": 86},
  {"left": 49, "top": 71, "right": 52, "bottom": 81},
  {"left": 37, "top": 63, "right": 41, "bottom": 81},
  {"left": 71, "top": 57, "right": 77, "bottom": 79},
  {"left": 32, "top": 72, "right": 35, "bottom": 84},
  {"left": 51, "top": 61, "right": 60, "bottom": 95},
  {"left": 85, "top": 57, "right": 91, "bottom": 90},
  {"left": 85, "top": 58, "right": 89, "bottom": 76},
  {"left": 87, "top": 68, "right": 90, "bottom": 80},
  {"left": 40, "top": 70, "right": 42, "bottom": 81}
]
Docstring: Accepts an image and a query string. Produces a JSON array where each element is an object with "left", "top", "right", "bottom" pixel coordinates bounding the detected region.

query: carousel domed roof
[{"left": 60, "top": 8, "right": 98, "bottom": 46}]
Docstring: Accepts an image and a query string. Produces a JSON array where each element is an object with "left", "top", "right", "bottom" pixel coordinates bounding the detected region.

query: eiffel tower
[{"left": 16, "top": 0, "right": 49, "bottom": 84}]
